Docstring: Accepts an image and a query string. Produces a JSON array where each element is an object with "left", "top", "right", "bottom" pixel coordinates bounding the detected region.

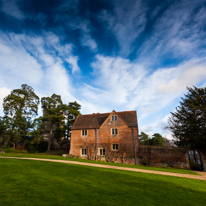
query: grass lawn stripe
[
  {"left": 0, "top": 158, "right": 205, "bottom": 206},
  {"left": 0, "top": 153, "right": 198, "bottom": 175}
]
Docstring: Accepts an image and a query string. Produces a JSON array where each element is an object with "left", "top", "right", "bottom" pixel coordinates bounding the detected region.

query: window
[
  {"left": 112, "top": 128, "right": 118, "bottom": 135},
  {"left": 99, "top": 148, "right": 105, "bottom": 156},
  {"left": 82, "top": 148, "right": 87, "bottom": 156},
  {"left": 112, "top": 144, "right": 118, "bottom": 151},
  {"left": 112, "top": 115, "right": 117, "bottom": 121},
  {"left": 82, "top": 130, "right": 87, "bottom": 136}
]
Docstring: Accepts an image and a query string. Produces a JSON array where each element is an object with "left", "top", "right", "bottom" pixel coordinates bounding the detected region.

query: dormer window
[{"left": 112, "top": 115, "right": 117, "bottom": 121}]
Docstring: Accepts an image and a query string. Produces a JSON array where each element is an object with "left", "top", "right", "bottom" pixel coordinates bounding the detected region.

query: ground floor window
[
  {"left": 99, "top": 148, "right": 105, "bottom": 156},
  {"left": 82, "top": 148, "right": 87, "bottom": 156},
  {"left": 112, "top": 144, "right": 118, "bottom": 151}
]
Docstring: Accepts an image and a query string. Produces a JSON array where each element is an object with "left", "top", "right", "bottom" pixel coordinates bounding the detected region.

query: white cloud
[
  {"left": 99, "top": 0, "right": 147, "bottom": 56},
  {"left": 80, "top": 55, "right": 146, "bottom": 108},
  {"left": 80, "top": 55, "right": 206, "bottom": 127},
  {"left": 81, "top": 34, "right": 97, "bottom": 51},
  {"left": 138, "top": 0, "right": 206, "bottom": 62},
  {"left": 1, "top": 0, "right": 25, "bottom": 20},
  {"left": 0, "top": 87, "right": 11, "bottom": 116},
  {"left": 0, "top": 33, "right": 44, "bottom": 88},
  {"left": 0, "top": 31, "right": 83, "bottom": 116},
  {"left": 66, "top": 56, "right": 80, "bottom": 73}
]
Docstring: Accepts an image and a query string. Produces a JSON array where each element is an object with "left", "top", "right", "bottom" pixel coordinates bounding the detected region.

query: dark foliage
[{"left": 167, "top": 86, "right": 206, "bottom": 150}]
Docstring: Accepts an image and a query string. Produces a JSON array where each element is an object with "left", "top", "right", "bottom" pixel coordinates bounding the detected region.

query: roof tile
[{"left": 71, "top": 111, "right": 137, "bottom": 130}]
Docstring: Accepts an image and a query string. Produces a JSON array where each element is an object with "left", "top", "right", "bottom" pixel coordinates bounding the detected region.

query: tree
[
  {"left": 3, "top": 84, "right": 39, "bottom": 148},
  {"left": 139, "top": 132, "right": 150, "bottom": 145},
  {"left": 64, "top": 101, "right": 81, "bottom": 151},
  {"left": 167, "top": 86, "right": 206, "bottom": 150},
  {"left": 150, "top": 133, "right": 166, "bottom": 146},
  {"left": 41, "top": 94, "right": 64, "bottom": 151}
]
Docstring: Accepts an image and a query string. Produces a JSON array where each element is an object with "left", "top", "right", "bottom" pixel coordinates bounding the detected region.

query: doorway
[{"left": 188, "top": 150, "right": 203, "bottom": 171}]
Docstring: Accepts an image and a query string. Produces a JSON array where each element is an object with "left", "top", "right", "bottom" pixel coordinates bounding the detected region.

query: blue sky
[{"left": 0, "top": 0, "right": 206, "bottom": 139}]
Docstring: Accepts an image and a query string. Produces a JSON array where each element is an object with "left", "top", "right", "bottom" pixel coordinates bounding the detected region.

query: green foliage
[
  {"left": 64, "top": 101, "right": 81, "bottom": 150},
  {"left": 28, "top": 140, "right": 48, "bottom": 153},
  {"left": 41, "top": 94, "right": 64, "bottom": 151},
  {"left": 168, "top": 86, "right": 206, "bottom": 149},
  {"left": 139, "top": 132, "right": 166, "bottom": 146},
  {"left": 150, "top": 133, "right": 166, "bottom": 146},
  {"left": 139, "top": 132, "right": 150, "bottom": 145},
  {"left": 2, "top": 144, "right": 13, "bottom": 149},
  {"left": 3, "top": 148, "right": 28, "bottom": 153},
  {"left": 2, "top": 84, "right": 39, "bottom": 147}
]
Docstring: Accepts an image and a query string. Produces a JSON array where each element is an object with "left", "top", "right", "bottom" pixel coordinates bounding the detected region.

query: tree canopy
[
  {"left": 2, "top": 84, "right": 39, "bottom": 148},
  {"left": 41, "top": 94, "right": 64, "bottom": 151},
  {"left": 139, "top": 132, "right": 166, "bottom": 146},
  {"left": 167, "top": 86, "right": 206, "bottom": 150},
  {"left": 0, "top": 84, "right": 81, "bottom": 152}
]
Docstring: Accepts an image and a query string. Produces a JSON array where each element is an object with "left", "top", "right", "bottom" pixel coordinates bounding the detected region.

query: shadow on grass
[{"left": 0, "top": 159, "right": 205, "bottom": 206}]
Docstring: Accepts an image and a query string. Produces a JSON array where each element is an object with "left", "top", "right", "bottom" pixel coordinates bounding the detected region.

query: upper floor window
[
  {"left": 82, "top": 130, "right": 87, "bottom": 136},
  {"left": 111, "top": 115, "right": 117, "bottom": 121},
  {"left": 112, "top": 128, "right": 118, "bottom": 135}
]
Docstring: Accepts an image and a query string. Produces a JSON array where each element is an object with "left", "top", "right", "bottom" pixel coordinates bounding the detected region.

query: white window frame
[
  {"left": 111, "top": 128, "right": 118, "bottom": 135},
  {"left": 112, "top": 144, "right": 119, "bottom": 151},
  {"left": 99, "top": 148, "right": 105, "bottom": 156},
  {"left": 111, "top": 115, "right": 117, "bottom": 121},
  {"left": 81, "top": 148, "right": 87, "bottom": 156},
  {"left": 82, "top": 129, "right": 88, "bottom": 137}
]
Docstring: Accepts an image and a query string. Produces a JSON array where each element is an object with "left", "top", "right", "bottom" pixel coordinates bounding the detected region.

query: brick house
[{"left": 70, "top": 110, "right": 139, "bottom": 160}]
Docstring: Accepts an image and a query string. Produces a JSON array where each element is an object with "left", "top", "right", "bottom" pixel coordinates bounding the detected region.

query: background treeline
[
  {"left": 139, "top": 132, "right": 174, "bottom": 146},
  {"left": 0, "top": 84, "right": 81, "bottom": 153}
]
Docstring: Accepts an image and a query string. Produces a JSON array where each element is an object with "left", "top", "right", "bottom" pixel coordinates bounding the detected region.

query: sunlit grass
[
  {"left": 0, "top": 158, "right": 205, "bottom": 206},
  {"left": 0, "top": 152, "right": 198, "bottom": 175}
]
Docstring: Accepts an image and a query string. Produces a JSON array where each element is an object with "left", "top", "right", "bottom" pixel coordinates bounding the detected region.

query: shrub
[
  {"left": 28, "top": 141, "right": 48, "bottom": 153},
  {"left": 2, "top": 143, "right": 13, "bottom": 149},
  {"left": 3, "top": 148, "right": 28, "bottom": 153}
]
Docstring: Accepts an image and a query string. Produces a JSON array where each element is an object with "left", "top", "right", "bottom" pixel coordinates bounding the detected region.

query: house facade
[{"left": 70, "top": 110, "right": 139, "bottom": 159}]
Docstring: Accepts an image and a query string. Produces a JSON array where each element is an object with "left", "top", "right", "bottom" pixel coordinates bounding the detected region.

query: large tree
[
  {"left": 3, "top": 84, "right": 39, "bottom": 148},
  {"left": 150, "top": 133, "right": 166, "bottom": 146},
  {"left": 64, "top": 101, "right": 81, "bottom": 151},
  {"left": 167, "top": 86, "right": 206, "bottom": 150},
  {"left": 41, "top": 94, "right": 64, "bottom": 151},
  {"left": 139, "top": 132, "right": 150, "bottom": 145}
]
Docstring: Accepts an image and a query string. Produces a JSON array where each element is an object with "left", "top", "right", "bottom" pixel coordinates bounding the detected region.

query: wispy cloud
[
  {"left": 99, "top": 0, "right": 147, "bottom": 56},
  {"left": 1, "top": 0, "right": 25, "bottom": 20},
  {"left": 138, "top": 0, "right": 206, "bottom": 64}
]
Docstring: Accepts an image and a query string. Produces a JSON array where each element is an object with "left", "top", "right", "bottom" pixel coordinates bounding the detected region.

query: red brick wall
[{"left": 70, "top": 111, "right": 139, "bottom": 156}]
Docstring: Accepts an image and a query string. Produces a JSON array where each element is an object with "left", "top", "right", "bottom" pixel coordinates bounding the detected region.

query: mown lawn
[
  {"left": 0, "top": 158, "right": 205, "bottom": 206},
  {"left": 0, "top": 153, "right": 198, "bottom": 175}
]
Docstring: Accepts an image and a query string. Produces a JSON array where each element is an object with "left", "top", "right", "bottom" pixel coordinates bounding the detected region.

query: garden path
[{"left": 1, "top": 156, "right": 206, "bottom": 181}]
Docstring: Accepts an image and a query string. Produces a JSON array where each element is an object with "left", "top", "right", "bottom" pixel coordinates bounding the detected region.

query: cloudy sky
[{"left": 0, "top": 0, "right": 206, "bottom": 139}]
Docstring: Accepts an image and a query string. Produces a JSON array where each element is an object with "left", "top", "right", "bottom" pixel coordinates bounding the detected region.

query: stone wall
[{"left": 200, "top": 150, "right": 206, "bottom": 171}]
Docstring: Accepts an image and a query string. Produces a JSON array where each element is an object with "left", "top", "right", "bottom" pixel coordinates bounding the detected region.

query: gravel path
[{"left": 1, "top": 156, "right": 206, "bottom": 181}]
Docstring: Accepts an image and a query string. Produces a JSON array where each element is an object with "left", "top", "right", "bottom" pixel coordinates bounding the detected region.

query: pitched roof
[{"left": 71, "top": 110, "right": 137, "bottom": 130}]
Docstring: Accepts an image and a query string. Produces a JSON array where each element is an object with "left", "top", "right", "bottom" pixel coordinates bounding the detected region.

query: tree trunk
[
  {"left": 47, "top": 124, "right": 53, "bottom": 151},
  {"left": 66, "top": 136, "right": 69, "bottom": 151},
  {"left": 13, "top": 141, "right": 16, "bottom": 149}
]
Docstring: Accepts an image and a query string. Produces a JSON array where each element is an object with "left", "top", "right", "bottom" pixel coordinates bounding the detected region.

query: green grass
[
  {"left": 0, "top": 158, "right": 205, "bottom": 206},
  {"left": 0, "top": 152, "right": 198, "bottom": 175}
]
